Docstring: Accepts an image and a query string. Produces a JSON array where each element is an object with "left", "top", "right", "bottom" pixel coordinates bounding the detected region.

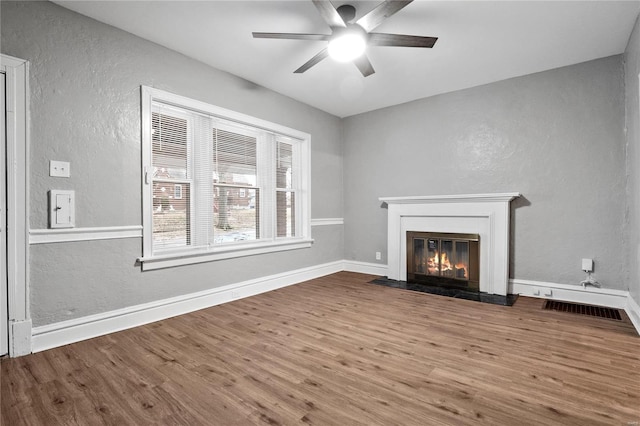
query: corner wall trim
[
  {"left": 343, "top": 260, "right": 388, "bottom": 276},
  {"left": 31, "top": 260, "right": 344, "bottom": 353},
  {"left": 311, "top": 218, "right": 344, "bottom": 226},
  {"left": 29, "top": 226, "right": 143, "bottom": 244},
  {"left": 626, "top": 295, "right": 640, "bottom": 335}
]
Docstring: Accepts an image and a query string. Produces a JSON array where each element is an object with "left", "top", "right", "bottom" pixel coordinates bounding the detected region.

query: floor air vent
[{"left": 543, "top": 300, "right": 622, "bottom": 321}]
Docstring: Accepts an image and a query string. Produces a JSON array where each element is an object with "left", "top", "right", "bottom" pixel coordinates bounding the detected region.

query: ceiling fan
[{"left": 252, "top": 0, "right": 438, "bottom": 77}]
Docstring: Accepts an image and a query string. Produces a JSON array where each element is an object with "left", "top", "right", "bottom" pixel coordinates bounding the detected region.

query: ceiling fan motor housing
[{"left": 336, "top": 4, "right": 357, "bottom": 23}]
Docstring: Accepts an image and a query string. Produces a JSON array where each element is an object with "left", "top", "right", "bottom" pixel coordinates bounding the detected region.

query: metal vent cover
[{"left": 543, "top": 300, "right": 622, "bottom": 321}]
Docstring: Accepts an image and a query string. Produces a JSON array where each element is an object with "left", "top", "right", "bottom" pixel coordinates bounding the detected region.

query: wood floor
[{"left": 2, "top": 272, "right": 639, "bottom": 425}]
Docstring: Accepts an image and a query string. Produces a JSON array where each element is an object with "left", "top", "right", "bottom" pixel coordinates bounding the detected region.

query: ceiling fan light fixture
[
  {"left": 328, "top": 31, "right": 366, "bottom": 62},
  {"left": 253, "top": 1, "right": 437, "bottom": 76}
]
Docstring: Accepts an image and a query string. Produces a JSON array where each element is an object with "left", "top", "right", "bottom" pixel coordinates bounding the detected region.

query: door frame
[
  {"left": 1, "top": 54, "right": 30, "bottom": 357},
  {"left": 1, "top": 70, "right": 6, "bottom": 356}
]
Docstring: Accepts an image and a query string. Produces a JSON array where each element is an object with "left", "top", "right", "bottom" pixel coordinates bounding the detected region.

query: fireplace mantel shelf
[{"left": 380, "top": 193, "right": 521, "bottom": 204}]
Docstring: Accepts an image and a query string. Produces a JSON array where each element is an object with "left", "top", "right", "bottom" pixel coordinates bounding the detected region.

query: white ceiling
[{"left": 54, "top": 1, "right": 640, "bottom": 118}]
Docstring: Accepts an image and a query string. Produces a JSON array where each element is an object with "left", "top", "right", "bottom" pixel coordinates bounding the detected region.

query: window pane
[
  {"left": 152, "top": 112, "right": 188, "bottom": 179},
  {"left": 213, "top": 125, "right": 259, "bottom": 245},
  {"left": 277, "top": 191, "right": 295, "bottom": 237},
  {"left": 213, "top": 127, "right": 257, "bottom": 187},
  {"left": 276, "top": 141, "right": 293, "bottom": 189},
  {"left": 214, "top": 186, "right": 259, "bottom": 243},
  {"left": 153, "top": 182, "right": 190, "bottom": 249}
]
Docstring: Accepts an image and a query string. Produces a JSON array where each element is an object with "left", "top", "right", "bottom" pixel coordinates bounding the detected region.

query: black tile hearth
[{"left": 369, "top": 277, "right": 518, "bottom": 306}]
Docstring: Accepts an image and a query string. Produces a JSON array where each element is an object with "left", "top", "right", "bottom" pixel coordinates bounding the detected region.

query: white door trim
[
  {"left": 1, "top": 71, "right": 7, "bottom": 356},
  {"left": 1, "top": 54, "right": 30, "bottom": 357}
]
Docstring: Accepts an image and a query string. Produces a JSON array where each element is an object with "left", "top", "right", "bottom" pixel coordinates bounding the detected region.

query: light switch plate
[
  {"left": 50, "top": 160, "right": 70, "bottom": 178},
  {"left": 49, "top": 190, "right": 75, "bottom": 228}
]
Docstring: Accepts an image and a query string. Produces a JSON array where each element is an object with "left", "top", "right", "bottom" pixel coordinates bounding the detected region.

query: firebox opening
[{"left": 407, "top": 232, "right": 480, "bottom": 291}]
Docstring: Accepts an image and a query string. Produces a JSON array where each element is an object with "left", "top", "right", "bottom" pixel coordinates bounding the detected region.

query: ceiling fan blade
[
  {"left": 294, "top": 48, "right": 329, "bottom": 74},
  {"left": 368, "top": 33, "right": 437, "bottom": 48},
  {"left": 312, "top": 0, "right": 347, "bottom": 29},
  {"left": 356, "top": 0, "right": 413, "bottom": 33},
  {"left": 253, "top": 32, "right": 330, "bottom": 41},
  {"left": 353, "top": 54, "right": 375, "bottom": 77}
]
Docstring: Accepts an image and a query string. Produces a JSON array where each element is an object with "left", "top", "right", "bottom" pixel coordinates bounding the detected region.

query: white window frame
[{"left": 139, "top": 86, "right": 312, "bottom": 270}]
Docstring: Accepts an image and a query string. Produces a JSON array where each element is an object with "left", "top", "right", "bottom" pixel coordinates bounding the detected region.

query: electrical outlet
[
  {"left": 375, "top": 251, "right": 381, "bottom": 260},
  {"left": 50, "top": 160, "right": 70, "bottom": 178}
]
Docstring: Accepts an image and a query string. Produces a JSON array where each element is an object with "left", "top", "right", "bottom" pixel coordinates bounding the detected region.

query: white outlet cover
[{"left": 50, "top": 160, "right": 70, "bottom": 178}]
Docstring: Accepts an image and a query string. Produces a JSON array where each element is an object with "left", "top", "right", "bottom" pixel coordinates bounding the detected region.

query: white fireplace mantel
[{"left": 379, "top": 193, "right": 521, "bottom": 295}]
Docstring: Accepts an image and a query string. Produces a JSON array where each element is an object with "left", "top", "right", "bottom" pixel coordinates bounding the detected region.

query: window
[
  {"left": 174, "top": 184, "right": 183, "bottom": 200},
  {"left": 140, "top": 87, "right": 311, "bottom": 270}
]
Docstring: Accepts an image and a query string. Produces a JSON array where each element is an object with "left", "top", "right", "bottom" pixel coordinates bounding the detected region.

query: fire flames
[{"left": 427, "top": 251, "right": 468, "bottom": 279}]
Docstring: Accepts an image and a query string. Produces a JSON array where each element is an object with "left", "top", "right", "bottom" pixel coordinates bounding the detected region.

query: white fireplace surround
[{"left": 379, "top": 193, "right": 521, "bottom": 295}]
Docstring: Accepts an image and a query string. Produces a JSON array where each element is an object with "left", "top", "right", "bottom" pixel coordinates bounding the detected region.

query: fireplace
[
  {"left": 407, "top": 232, "right": 480, "bottom": 291},
  {"left": 379, "top": 193, "right": 520, "bottom": 295}
]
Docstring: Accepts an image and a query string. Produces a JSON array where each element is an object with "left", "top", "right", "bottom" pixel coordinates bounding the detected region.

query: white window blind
[
  {"left": 141, "top": 87, "right": 311, "bottom": 269},
  {"left": 151, "top": 105, "right": 192, "bottom": 250}
]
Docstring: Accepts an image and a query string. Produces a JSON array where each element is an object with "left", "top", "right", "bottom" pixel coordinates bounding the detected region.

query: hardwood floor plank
[{"left": 2, "top": 272, "right": 639, "bottom": 425}]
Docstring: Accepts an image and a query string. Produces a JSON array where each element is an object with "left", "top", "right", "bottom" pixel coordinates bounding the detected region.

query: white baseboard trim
[
  {"left": 343, "top": 260, "right": 388, "bottom": 276},
  {"left": 625, "top": 295, "right": 640, "bottom": 335},
  {"left": 30, "top": 226, "right": 143, "bottom": 244},
  {"left": 28, "top": 267, "right": 640, "bottom": 354},
  {"left": 509, "top": 278, "right": 629, "bottom": 309},
  {"left": 31, "top": 260, "right": 344, "bottom": 353}
]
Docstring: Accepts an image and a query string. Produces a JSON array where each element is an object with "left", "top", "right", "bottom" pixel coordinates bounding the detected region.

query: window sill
[{"left": 137, "top": 238, "right": 314, "bottom": 271}]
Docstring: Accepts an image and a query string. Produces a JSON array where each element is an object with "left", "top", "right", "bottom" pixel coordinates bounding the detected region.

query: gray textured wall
[
  {"left": 625, "top": 14, "right": 640, "bottom": 304},
  {"left": 1, "top": 1, "right": 344, "bottom": 326},
  {"left": 1, "top": 0, "right": 634, "bottom": 328},
  {"left": 343, "top": 56, "right": 627, "bottom": 290}
]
